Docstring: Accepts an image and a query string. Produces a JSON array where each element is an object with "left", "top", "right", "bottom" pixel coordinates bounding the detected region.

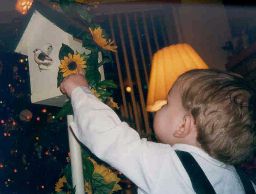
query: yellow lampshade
[{"left": 146, "top": 43, "right": 208, "bottom": 112}]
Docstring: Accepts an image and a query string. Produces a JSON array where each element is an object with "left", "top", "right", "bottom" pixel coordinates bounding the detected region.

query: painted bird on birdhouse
[{"left": 33, "top": 43, "right": 53, "bottom": 71}]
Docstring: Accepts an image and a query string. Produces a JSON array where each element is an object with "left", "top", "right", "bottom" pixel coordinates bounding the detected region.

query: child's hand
[{"left": 60, "top": 74, "right": 89, "bottom": 97}]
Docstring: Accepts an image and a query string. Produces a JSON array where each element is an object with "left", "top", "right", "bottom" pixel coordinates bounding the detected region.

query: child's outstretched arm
[{"left": 60, "top": 74, "right": 172, "bottom": 193}]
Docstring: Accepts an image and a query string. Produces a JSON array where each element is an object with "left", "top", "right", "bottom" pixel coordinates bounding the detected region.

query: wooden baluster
[
  {"left": 150, "top": 13, "right": 160, "bottom": 50},
  {"left": 134, "top": 13, "right": 149, "bottom": 85},
  {"left": 108, "top": 15, "right": 129, "bottom": 119},
  {"left": 126, "top": 14, "right": 151, "bottom": 136},
  {"left": 142, "top": 12, "right": 153, "bottom": 62},
  {"left": 117, "top": 15, "right": 141, "bottom": 132}
]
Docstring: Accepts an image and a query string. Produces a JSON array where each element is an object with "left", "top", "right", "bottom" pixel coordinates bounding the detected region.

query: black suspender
[
  {"left": 176, "top": 150, "right": 216, "bottom": 194},
  {"left": 235, "top": 166, "right": 255, "bottom": 194},
  {"left": 175, "top": 150, "right": 255, "bottom": 194}
]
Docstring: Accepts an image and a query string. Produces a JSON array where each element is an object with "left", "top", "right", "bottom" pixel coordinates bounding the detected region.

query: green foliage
[
  {"left": 92, "top": 173, "right": 116, "bottom": 194},
  {"left": 50, "top": 0, "right": 76, "bottom": 9},
  {"left": 82, "top": 33, "right": 96, "bottom": 50},
  {"left": 56, "top": 101, "right": 73, "bottom": 119},
  {"left": 53, "top": 1, "right": 120, "bottom": 194},
  {"left": 63, "top": 164, "right": 73, "bottom": 187},
  {"left": 55, "top": 151, "right": 120, "bottom": 194},
  {"left": 86, "top": 49, "right": 101, "bottom": 87},
  {"left": 76, "top": 8, "right": 93, "bottom": 23},
  {"left": 56, "top": 192, "right": 67, "bottom": 194},
  {"left": 57, "top": 69, "right": 64, "bottom": 88},
  {"left": 82, "top": 151, "right": 94, "bottom": 182},
  {"left": 97, "top": 80, "right": 117, "bottom": 89},
  {"left": 59, "top": 44, "right": 74, "bottom": 61}
]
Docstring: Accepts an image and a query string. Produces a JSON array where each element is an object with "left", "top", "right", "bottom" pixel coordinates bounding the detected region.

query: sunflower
[
  {"left": 89, "top": 158, "right": 121, "bottom": 193},
  {"left": 59, "top": 53, "right": 86, "bottom": 77},
  {"left": 106, "top": 97, "right": 119, "bottom": 109},
  {"left": 84, "top": 182, "right": 93, "bottom": 194},
  {"left": 55, "top": 176, "right": 67, "bottom": 192},
  {"left": 90, "top": 88, "right": 101, "bottom": 98},
  {"left": 89, "top": 27, "right": 117, "bottom": 52}
]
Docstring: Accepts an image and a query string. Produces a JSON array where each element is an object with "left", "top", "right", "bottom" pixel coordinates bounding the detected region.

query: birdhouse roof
[{"left": 4, "top": 1, "right": 88, "bottom": 53}]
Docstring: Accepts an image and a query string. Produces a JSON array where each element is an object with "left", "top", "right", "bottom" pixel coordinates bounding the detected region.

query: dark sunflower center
[{"left": 68, "top": 61, "right": 77, "bottom": 71}]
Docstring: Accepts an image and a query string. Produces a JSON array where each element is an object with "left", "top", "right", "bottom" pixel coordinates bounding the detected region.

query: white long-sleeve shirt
[{"left": 70, "top": 87, "right": 255, "bottom": 194}]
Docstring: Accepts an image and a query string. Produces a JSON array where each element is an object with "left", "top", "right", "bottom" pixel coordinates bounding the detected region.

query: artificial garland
[
  {"left": 52, "top": 1, "right": 121, "bottom": 193},
  {"left": 54, "top": 150, "right": 121, "bottom": 194},
  {"left": 56, "top": 25, "right": 119, "bottom": 118}
]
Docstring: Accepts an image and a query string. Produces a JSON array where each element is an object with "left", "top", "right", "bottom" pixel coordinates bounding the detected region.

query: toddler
[{"left": 60, "top": 69, "right": 256, "bottom": 194}]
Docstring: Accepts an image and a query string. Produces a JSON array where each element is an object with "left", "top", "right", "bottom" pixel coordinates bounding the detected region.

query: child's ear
[{"left": 173, "top": 115, "right": 193, "bottom": 138}]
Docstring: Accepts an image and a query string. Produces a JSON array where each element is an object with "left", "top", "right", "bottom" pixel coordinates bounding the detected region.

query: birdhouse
[{"left": 15, "top": 10, "right": 95, "bottom": 107}]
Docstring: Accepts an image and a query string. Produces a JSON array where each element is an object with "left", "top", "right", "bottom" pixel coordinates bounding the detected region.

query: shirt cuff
[
  {"left": 71, "top": 86, "right": 102, "bottom": 111},
  {"left": 71, "top": 86, "right": 90, "bottom": 109},
  {"left": 71, "top": 86, "right": 91, "bottom": 98}
]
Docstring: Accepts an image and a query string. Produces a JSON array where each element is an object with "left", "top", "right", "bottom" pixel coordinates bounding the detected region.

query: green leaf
[
  {"left": 99, "top": 58, "right": 111, "bottom": 67},
  {"left": 85, "top": 49, "right": 101, "bottom": 86},
  {"left": 77, "top": 8, "right": 93, "bottom": 23},
  {"left": 63, "top": 164, "right": 72, "bottom": 186},
  {"left": 86, "top": 63, "right": 98, "bottom": 71},
  {"left": 83, "top": 158, "right": 94, "bottom": 181},
  {"left": 58, "top": 0, "right": 75, "bottom": 12},
  {"left": 86, "top": 49, "right": 99, "bottom": 68},
  {"left": 57, "top": 71, "right": 64, "bottom": 87},
  {"left": 92, "top": 173, "right": 105, "bottom": 185},
  {"left": 101, "top": 50, "right": 112, "bottom": 58},
  {"left": 56, "top": 191, "right": 67, "bottom": 194},
  {"left": 86, "top": 69, "right": 101, "bottom": 85},
  {"left": 92, "top": 173, "right": 115, "bottom": 194},
  {"left": 98, "top": 50, "right": 113, "bottom": 67},
  {"left": 70, "top": 186, "right": 76, "bottom": 194},
  {"left": 59, "top": 44, "right": 74, "bottom": 60},
  {"left": 56, "top": 101, "right": 73, "bottom": 118},
  {"left": 96, "top": 88, "right": 112, "bottom": 96},
  {"left": 81, "top": 148, "right": 91, "bottom": 158},
  {"left": 81, "top": 52, "right": 90, "bottom": 60},
  {"left": 97, "top": 80, "right": 117, "bottom": 89},
  {"left": 82, "top": 33, "right": 95, "bottom": 49}
]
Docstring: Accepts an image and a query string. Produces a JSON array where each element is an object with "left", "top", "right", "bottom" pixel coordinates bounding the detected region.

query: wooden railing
[{"left": 95, "top": 5, "right": 177, "bottom": 137}]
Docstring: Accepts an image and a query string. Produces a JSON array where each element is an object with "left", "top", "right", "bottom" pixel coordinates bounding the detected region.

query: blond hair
[{"left": 176, "top": 69, "right": 256, "bottom": 164}]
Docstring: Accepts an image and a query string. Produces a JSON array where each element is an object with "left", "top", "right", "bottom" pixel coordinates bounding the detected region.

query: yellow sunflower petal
[
  {"left": 60, "top": 60, "right": 66, "bottom": 65},
  {"left": 75, "top": 60, "right": 84, "bottom": 66},
  {"left": 55, "top": 176, "right": 67, "bottom": 192},
  {"left": 74, "top": 54, "right": 86, "bottom": 65},
  {"left": 112, "top": 184, "right": 122, "bottom": 193},
  {"left": 88, "top": 157, "right": 121, "bottom": 192},
  {"left": 68, "top": 53, "right": 73, "bottom": 59},
  {"left": 59, "top": 66, "right": 65, "bottom": 70},
  {"left": 73, "top": 54, "right": 81, "bottom": 59},
  {"left": 90, "top": 27, "right": 117, "bottom": 52},
  {"left": 63, "top": 71, "right": 73, "bottom": 77},
  {"left": 64, "top": 56, "right": 69, "bottom": 62},
  {"left": 84, "top": 182, "right": 93, "bottom": 194},
  {"left": 80, "top": 64, "right": 86, "bottom": 69},
  {"left": 89, "top": 28, "right": 94, "bottom": 35}
]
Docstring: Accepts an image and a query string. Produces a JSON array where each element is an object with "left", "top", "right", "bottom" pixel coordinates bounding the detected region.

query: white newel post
[{"left": 67, "top": 115, "right": 84, "bottom": 194}]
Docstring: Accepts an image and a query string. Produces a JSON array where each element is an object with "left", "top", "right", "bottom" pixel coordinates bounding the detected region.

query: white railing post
[{"left": 67, "top": 115, "right": 84, "bottom": 194}]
